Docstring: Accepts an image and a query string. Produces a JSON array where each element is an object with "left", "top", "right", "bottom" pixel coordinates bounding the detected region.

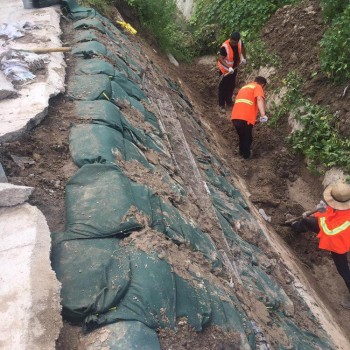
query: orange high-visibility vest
[
  {"left": 218, "top": 39, "right": 242, "bottom": 74},
  {"left": 314, "top": 206, "right": 350, "bottom": 254},
  {"left": 231, "top": 82, "right": 265, "bottom": 125}
]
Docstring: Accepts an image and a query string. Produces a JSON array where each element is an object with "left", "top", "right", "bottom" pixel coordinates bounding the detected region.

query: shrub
[{"left": 320, "top": 4, "right": 350, "bottom": 82}]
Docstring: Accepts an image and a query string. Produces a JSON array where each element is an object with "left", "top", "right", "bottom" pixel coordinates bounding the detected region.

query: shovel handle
[{"left": 284, "top": 208, "right": 319, "bottom": 225}]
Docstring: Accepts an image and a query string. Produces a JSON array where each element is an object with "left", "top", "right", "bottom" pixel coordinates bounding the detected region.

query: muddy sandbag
[
  {"left": 73, "top": 30, "right": 99, "bottom": 43},
  {"left": 112, "top": 72, "right": 147, "bottom": 101},
  {"left": 77, "top": 321, "right": 161, "bottom": 350},
  {"left": 128, "top": 97, "right": 161, "bottom": 133},
  {"left": 51, "top": 234, "right": 130, "bottom": 324},
  {"left": 64, "top": 164, "right": 221, "bottom": 268},
  {"left": 210, "top": 185, "right": 252, "bottom": 222},
  {"left": 62, "top": 0, "right": 97, "bottom": 20},
  {"left": 205, "top": 168, "right": 249, "bottom": 209},
  {"left": 69, "top": 124, "right": 151, "bottom": 168},
  {"left": 75, "top": 58, "right": 115, "bottom": 76},
  {"left": 68, "top": 75, "right": 112, "bottom": 101},
  {"left": 74, "top": 100, "right": 166, "bottom": 154},
  {"left": 72, "top": 41, "right": 108, "bottom": 57}
]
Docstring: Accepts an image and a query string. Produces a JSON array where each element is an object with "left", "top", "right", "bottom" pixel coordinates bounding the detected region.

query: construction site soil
[{"left": 1, "top": 0, "right": 350, "bottom": 347}]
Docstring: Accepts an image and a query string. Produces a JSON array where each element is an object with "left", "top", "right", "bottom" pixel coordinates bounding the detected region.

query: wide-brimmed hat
[{"left": 323, "top": 182, "right": 350, "bottom": 210}]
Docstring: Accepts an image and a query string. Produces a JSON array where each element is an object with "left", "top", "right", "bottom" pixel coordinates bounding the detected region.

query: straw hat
[{"left": 323, "top": 182, "right": 350, "bottom": 210}]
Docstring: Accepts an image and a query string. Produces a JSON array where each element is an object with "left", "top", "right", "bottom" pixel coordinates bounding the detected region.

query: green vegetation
[
  {"left": 81, "top": 0, "right": 114, "bottom": 14},
  {"left": 124, "top": 0, "right": 194, "bottom": 61},
  {"left": 320, "top": 4, "right": 350, "bottom": 82},
  {"left": 270, "top": 72, "right": 350, "bottom": 172},
  {"left": 190, "top": 0, "right": 296, "bottom": 53},
  {"left": 320, "top": 0, "right": 348, "bottom": 23}
]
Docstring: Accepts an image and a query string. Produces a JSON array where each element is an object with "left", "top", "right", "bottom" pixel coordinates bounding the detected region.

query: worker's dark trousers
[
  {"left": 331, "top": 252, "right": 350, "bottom": 293},
  {"left": 218, "top": 70, "right": 237, "bottom": 108},
  {"left": 292, "top": 217, "right": 350, "bottom": 293},
  {"left": 232, "top": 119, "right": 253, "bottom": 159}
]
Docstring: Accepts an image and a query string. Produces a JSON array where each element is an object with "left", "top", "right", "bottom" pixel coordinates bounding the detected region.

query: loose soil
[{"left": 1, "top": 0, "right": 350, "bottom": 347}]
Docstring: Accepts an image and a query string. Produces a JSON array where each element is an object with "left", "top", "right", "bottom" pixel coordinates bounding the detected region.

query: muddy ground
[{"left": 1, "top": 0, "right": 350, "bottom": 347}]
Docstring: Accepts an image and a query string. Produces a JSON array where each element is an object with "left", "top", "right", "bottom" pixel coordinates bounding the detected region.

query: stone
[{"left": 0, "top": 183, "right": 34, "bottom": 207}]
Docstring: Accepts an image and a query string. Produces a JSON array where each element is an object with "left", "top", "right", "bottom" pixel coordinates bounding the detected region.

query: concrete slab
[
  {"left": 0, "top": 0, "right": 66, "bottom": 142},
  {"left": 0, "top": 203, "right": 62, "bottom": 350},
  {"left": 0, "top": 183, "right": 34, "bottom": 206}
]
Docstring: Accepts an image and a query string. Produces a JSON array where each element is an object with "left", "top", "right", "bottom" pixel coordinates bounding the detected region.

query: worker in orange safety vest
[
  {"left": 230, "top": 76, "right": 268, "bottom": 159},
  {"left": 217, "top": 31, "right": 246, "bottom": 112},
  {"left": 288, "top": 182, "right": 350, "bottom": 309}
]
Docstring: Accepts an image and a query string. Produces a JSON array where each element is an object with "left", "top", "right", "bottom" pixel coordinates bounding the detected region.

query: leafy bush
[
  {"left": 124, "top": 0, "right": 194, "bottom": 61},
  {"left": 289, "top": 103, "right": 350, "bottom": 172},
  {"left": 320, "top": 4, "right": 350, "bottom": 82},
  {"left": 271, "top": 71, "right": 350, "bottom": 172},
  {"left": 191, "top": 0, "right": 296, "bottom": 54},
  {"left": 320, "top": 0, "right": 348, "bottom": 22},
  {"left": 81, "top": 0, "right": 114, "bottom": 13}
]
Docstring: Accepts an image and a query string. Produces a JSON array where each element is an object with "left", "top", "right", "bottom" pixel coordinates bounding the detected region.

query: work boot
[{"left": 340, "top": 294, "right": 350, "bottom": 309}]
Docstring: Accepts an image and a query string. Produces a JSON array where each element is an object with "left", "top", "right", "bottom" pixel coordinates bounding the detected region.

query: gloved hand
[
  {"left": 228, "top": 67, "right": 234, "bottom": 73},
  {"left": 259, "top": 116, "right": 268, "bottom": 123},
  {"left": 316, "top": 200, "right": 327, "bottom": 213},
  {"left": 241, "top": 58, "right": 247, "bottom": 65}
]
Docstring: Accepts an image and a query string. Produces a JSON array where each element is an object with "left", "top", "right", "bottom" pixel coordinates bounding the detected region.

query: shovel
[
  {"left": 284, "top": 208, "right": 319, "bottom": 225},
  {"left": 219, "top": 66, "right": 238, "bottom": 83}
]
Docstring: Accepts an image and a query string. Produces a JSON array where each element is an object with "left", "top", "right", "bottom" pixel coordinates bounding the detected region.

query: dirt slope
[{"left": 156, "top": 0, "right": 350, "bottom": 339}]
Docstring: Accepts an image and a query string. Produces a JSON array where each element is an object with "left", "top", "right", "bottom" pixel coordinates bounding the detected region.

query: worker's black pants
[
  {"left": 292, "top": 217, "right": 350, "bottom": 293},
  {"left": 218, "top": 69, "right": 237, "bottom": 108},
  {"left": 331, "top": 252, "right": 350, "bottom": 293},
  {"left": 232, "top": 119, "right": 253, "bottom": 159}
]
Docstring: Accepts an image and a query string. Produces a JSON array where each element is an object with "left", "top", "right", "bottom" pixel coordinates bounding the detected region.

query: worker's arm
[
  {"left": 257, "top": 96, "right": 266, "bottom": 116},
  {"left": 291, "top": 216, "right": 319, "bottom": 234}
]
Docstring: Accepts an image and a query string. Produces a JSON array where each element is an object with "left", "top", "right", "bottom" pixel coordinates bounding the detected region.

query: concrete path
[
  {"left": 0, "top": 1, "right": 64, "bottom": 349},
  {"left": 0, "top": 0, "right": 66, "bottom": 142}
]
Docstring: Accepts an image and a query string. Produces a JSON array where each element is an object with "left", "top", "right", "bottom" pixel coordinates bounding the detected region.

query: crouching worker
[{"left": 287, "top": 182, "right": 350, "bottom": 309}]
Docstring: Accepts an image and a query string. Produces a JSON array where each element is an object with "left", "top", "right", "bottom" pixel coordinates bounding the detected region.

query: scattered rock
[{"left": 0, "top": 183, "right": 34, "bottom": 206}]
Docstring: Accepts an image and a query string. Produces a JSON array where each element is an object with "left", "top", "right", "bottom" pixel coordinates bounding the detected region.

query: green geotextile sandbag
[
  {"left": 71, "top": 41, "right": 141, "bottom": 83},
  {"left": 74, "top": 100, "right": 166, "bottom": 154},
  {"left": 72, "top": 18, "right": 142, "bottom": 74},
  {"left": 69, "top": 124, "right": 151, "bottom": 168},
  {"left": 73, "top": 18, "right": 119, "bottom": 42},
  {"left": 129, "top": 97, "right": 160, "bottom": 133},
  {"left": 74, "top": 31, "right": 99, "bottom": 43},
  {"left": 62, "top": 0, "right": 97, "bottom": 20},
  {"left": 204, "top": 168, "right": 249, "bottom": 209},
  {"left": 112, "top": 72, "right": 147, "bottom": 101},
  {"left": 210, "top": 185, "right": 252, "bottom": 223},
  {"left": 64, "top": 164, "right": 221, "bottom": 268},
  {"left": 68, "top": 75, "right": 111, "bottom": 101},
  {"left": 51, "top": 235, "right": 252, "bottom": 346},
  {"left": 75, "top": 58, "right": 115, "bottom": 76},
  {"left": 276, "top": 318, "right": 333, "bottom": 350},
  {"left": 72, "top": 41, "right": 107, "bottom": 57},
  {"left": 215, "top": 211, "right": 334, "bottom": 348},
  {"left": 78, "top": 322, "right": 161, "bottom": 349}
]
